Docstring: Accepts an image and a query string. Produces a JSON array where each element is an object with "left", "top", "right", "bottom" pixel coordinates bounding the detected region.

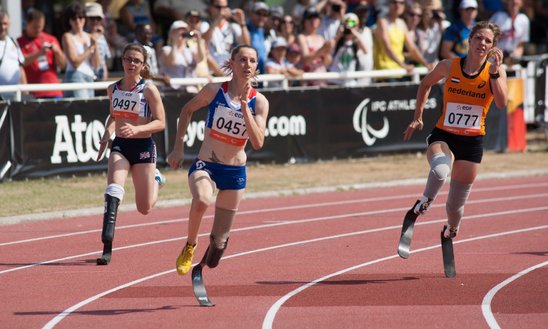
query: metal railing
[{"left": 0, "top": 67, "right": 429, "bottom": 102}]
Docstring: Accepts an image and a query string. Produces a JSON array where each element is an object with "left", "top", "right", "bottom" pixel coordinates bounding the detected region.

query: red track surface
[{"left": 1, "top": 175, "right": 547, "bottom": 329}]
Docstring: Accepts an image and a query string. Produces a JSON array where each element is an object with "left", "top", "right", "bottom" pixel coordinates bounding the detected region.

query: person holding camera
[
  {"left": 328, "top": 13, "right": 368, "bottom": 87},
  {"left": 158, "top": 20, "right": 206, "bottom": 93},
  {"left": 316, "top": 0, "right": 346, "bottom": 41},
  {"left": 17, "top": 9, "right": 65, "bottom": 99}
]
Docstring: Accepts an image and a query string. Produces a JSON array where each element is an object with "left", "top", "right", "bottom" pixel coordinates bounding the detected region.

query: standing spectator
[
  {"left": 373, "top": 0, "right": 432, "bottom": 81},
  {"left": 17, "top": 9, "right": 65, "bottom": 99},
  {"left": 328, "top": 13, "right": 368, "bottom": 87},
  {"left": 96, "top": 0, "right": 127, "bottom": 71},
  {"left": 297, "top": 7, "right": 333, "bottom": 86},
  {"left": 279, "top": 14, "right": 298, "bottom": 48},
  {"left": 292, "top": 0, "right": 320, "bottom": 27},
  {"left": 118, "top": 0, "right": 156, "bottom": 41},
  {"left": 0, "top": 11, "right": 27, "bottom": 101},
  {"left": 417, "top": 0, "right": 446, "bottom": 66},
  {"left": 489, "top": 0, "right": 530, "bottom": 65},
  {"left": 246, "top": 2, "right": 270, "bottom": 74},
  {"left": 529, "top": 0, "right": 548, "bottom": 54},
  {"left": 403, "top": 3, "right": 423, "bottom": 66},
  {"left": 317, "top": 0, "right": 347, "bottom": 41},
  {"left": 153, "top": 0, "right": 207, "bottom": 39},
  {"left": 440, "top": 0, "right": 478, "bottom": 59},
  {"left": 202, "top": 0, "right": 249, "bottom": 76},
  {"left": 265, "top": 36, "right": 304, "bottom": 88},
  {"left": 61, "top": 2, "right": 100, "bottom": 99},
  {"left": 134, "top": 23, "right": 171, "bottom": 87},
  {"left": 185, "top": 10, "right": 211, "bottom": 82},
  {"left": 354, "top": 4, "right": 374, "bottom": 86},
  {"left": 158, "top": 20, "right": 205, "bottom": 93},
  {"left": 85, "top": 2, "right": 111, "bottom": 82}
]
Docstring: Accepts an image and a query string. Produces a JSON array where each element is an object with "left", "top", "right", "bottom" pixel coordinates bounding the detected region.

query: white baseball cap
[{"left": 459, "top": 0, "right": 478, "bottom": 9}]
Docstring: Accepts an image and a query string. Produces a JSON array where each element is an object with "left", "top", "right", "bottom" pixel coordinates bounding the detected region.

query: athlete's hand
[
  {"left": 488, "top": 47, "right": 503, "bottom": 73},
  {"left": 166, "top": 149, "right": 184, "bottom": 170},
  {"left": 239, "top": 83, "right": 251, "bottom": 109},
  {"left": 403, "top": 119, "right": 423, "bottom": 141},
  {"left": 118, "top": 122, "right": 139, "bottom": 138}
]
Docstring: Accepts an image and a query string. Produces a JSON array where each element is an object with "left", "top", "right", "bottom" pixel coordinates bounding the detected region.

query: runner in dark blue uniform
[{"left": 167, "top": 45, "right": 270, "bottom": 275}]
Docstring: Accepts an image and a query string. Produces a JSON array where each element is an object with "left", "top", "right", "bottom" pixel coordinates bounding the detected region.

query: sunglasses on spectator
[
  {"left": 213, "top": 4, "right": 228, "bottom": 9},
  {"left": 72, "top": 15, "right": 85, "bottom": 20},
  {"left": 409, "top": 13, "right": 422, "bottom": 17},
  {"left": 255, "top": 11, "right": 269, "bottom": 17},
  {"left": 122, "top": 57, "right": 144, "bottom": 65}
]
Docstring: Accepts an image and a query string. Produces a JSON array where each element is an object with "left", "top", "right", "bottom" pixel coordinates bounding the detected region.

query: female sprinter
[
  {"left": 402, "top": 21, "right": 507, "bottom": 242},
  {"left": 96, "top": 43, "right": 166, "bottom": 265},
  {"left": 167, "top": 45, "right": 269, "bottom": 275}
]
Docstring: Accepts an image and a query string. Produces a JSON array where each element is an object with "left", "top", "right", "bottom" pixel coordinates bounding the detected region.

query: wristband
[{"left": 489, "top": 71, "right": 500, "bottom": 79}]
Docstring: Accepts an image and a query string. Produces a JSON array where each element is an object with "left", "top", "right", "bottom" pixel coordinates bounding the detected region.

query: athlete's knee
[
  {"left": 105, "top": 183, "right": 125, "bottom": 201},
  {"left": 192, "top": 196, "right": 212, "bottom": 214},
  {"left": 102, "top": 184, "right": 124, "bottom": 244},
  {"left": 136, "top": 205, "right": 151, "bottom": 215},
  {"left": 430, "top": 153, "right": 452, "bottom": 181}
]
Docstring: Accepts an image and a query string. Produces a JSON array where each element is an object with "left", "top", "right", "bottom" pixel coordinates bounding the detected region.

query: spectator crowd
[{"left": 0, "top": 0, "right": 546, "bottom": 100}]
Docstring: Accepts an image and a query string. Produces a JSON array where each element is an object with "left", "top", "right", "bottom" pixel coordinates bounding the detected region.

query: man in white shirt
[{"left": 0, "top": 11, "right": 27, "bottom": 101}]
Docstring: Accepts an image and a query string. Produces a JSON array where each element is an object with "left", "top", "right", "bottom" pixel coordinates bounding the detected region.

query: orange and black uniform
[{"left": 427, "top": 58, "right": 496, "bottom": 163}]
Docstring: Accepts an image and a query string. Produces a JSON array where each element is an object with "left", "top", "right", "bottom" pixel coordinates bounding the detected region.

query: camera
[
  {"left": 182, "top": 31, "right": 195, "bottom": 38},
  {"left": 331, "top": 4, "right": 341, "bottom": 12},
  {"left": 343, "top": 28, "right": 351, "bottom": 35},
  {"left": 44, "top": 44, "right": 52, "bottom": 49}
]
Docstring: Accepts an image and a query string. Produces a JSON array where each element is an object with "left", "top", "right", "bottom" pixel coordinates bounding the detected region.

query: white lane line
[
  {"left": 262, "top": 225, "right": 548, "bottom": 329},
  {"left": 481, "top": 260, "right": 548, "bottom": 329},
  {"left": 41, "top": 216, "right": 548, "bottom": 328},
  {"left": 2, "top": 182, "right": 547, "bottom": 247},
  {"left": 2, "top": 197, "right": 547, "bottom": 276}
]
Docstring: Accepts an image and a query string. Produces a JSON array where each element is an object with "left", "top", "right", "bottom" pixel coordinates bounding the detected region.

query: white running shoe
[
  {"left": 413, "top": 196, "right": 433, "bottom": 215},
  {"left": 155, "top": 169, "right": 166, "bottom": 188}
]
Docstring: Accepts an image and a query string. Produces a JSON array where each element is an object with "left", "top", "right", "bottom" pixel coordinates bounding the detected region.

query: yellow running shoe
[{"left": 176, "top": 242, "right": 196, "bottom": 275}]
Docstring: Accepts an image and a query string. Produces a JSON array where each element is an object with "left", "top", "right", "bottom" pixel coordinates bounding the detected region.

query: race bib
[
  {"left": 443, "top": 102, "right": 483, "bottom": 132},
  {"left": 209, "top": 105, "right": 248, "bottom": 146},
  {"left": 111, "top": 89, "right": 141, "bottom": 121}
]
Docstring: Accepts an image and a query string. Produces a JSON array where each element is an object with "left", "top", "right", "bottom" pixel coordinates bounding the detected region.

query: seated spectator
[
  {"left": 158, "top": 20, "right": 205, "bottom": 93},
  {"left": 440, "top": 0, "right": 478, "bottom": 59},
  {"left": 286, "top": 42, "right": 303, "bottom": 71},
  {"left": 297, "top": 6, "right": 333, "bottom": 86},
  {"left": 17, "top": 9, "right": 65, "bottom": 99},
  {"left": 0, "top": 11, "right": 27, "bottom": 101},
  {"left": 328, "top": 13, "right": 368, "bottom": 87},
  {"left": 61, "top": 2, "right": 100, "bottom": 99},
  {"left": 489, "top": 0, "right": 530, "bottom": 65},
  {"left": 202, "top": 0, "right": 249, "bottom": 75},
  {"left": 265, "top": 37, "right": 304, "bottom": 88},
  {"left": 85, "top": 2, "right": 111, "bottom": 81}
]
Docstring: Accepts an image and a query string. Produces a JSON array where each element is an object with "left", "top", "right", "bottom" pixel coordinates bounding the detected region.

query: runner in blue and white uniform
[
  {"left": 96, "top": 43, "right": 166, "bottom": 265},
  {"left": 167, "top": 45, "right": 270, "bottom": 275}
]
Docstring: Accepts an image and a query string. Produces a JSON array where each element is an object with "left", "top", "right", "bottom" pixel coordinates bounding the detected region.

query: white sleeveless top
[{"left": 65, "top": 35, "right": 95, "bottom": 77}]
